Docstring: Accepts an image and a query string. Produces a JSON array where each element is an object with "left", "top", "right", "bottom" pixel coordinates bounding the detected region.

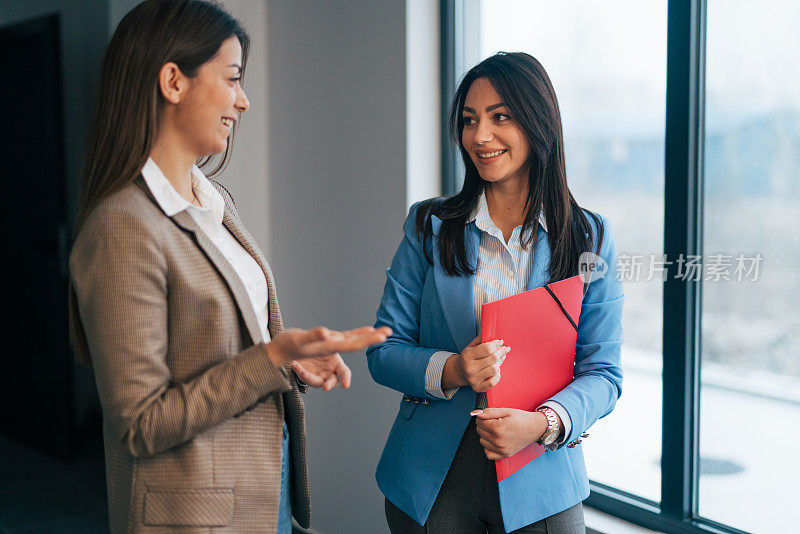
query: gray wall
[{"left": 266, "top": 1, "right": 408, "bottom": 532}]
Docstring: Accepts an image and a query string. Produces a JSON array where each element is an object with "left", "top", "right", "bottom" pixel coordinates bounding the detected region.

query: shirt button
[
  {"left": 512, "top": 240, "right": 520, "bottom": 246},
  {"left": 507, "top": 271, "right": 514, "bottom": 278}
]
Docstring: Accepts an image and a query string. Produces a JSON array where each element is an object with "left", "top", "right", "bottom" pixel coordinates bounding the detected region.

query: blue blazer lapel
[
  {"left": 431, "top": 215, "right": 480, "bottom": 351},
  {"left": 527, "top": 225, "right": 551, "bottom": 290}
]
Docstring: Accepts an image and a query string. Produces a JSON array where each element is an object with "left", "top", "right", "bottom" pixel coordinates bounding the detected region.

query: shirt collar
[
  {"left": 467, "top": 190, "right": 548, "bottom": 234},
  {"left": 141, "top": 157, "right": 225, "bottom": 225}
]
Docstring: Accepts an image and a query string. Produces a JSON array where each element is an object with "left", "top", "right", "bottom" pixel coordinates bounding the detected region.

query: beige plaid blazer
[{"left": 69, "top": 177, "right": 309, "bottom": 533}]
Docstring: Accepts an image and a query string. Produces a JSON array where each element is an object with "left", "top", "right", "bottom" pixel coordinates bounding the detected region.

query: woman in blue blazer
[{"left": 367, "top": 52, "right": 624, "bottom": 533}]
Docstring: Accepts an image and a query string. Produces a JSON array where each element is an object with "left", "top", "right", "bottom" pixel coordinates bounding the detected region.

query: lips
[
  {"left": 475, "top": 148, "right": 508, "bottom": 164},
  {"left": 477, "top": 149, "right": 507, "bottom": 158}
]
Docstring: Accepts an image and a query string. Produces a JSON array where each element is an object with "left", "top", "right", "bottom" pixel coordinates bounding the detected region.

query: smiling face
[
  {"left": 172, "top": 36, "right": 249, "bottom": 157},
  {"left": 461, "top": 77, "right": 530, "bottom": 187}
]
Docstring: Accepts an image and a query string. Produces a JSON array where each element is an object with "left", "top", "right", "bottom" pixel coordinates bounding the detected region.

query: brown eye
[
  {"left": 495, "top": 113, "right": 510, "bottom": 122},
  {"left": 463, "top": 116, "right": 476, "bottom": 126}
]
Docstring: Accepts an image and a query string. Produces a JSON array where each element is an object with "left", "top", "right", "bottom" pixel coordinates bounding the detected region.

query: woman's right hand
[
  {"left": 443, "top": 335, "right": 509, "bottom": 392},
  {"left": 265, "top": 326, "right": 392, "bottom": 367}
]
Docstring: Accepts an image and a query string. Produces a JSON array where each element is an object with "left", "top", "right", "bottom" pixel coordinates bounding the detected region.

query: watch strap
[{"left": 536, "top": 407, "right": 562, "bottom": 450}]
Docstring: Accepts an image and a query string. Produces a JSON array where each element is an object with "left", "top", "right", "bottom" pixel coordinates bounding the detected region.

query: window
[
  {"left": 699, "top": 1, "right": 800, "bottom": 532},
  {"left": 444, "top": 1, "right": 798, "bottom": 532}
]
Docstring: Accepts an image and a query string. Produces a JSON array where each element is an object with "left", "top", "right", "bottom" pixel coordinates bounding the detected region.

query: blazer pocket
[{"left": 144, "top": 488, "right": 234, "bottom": 527}]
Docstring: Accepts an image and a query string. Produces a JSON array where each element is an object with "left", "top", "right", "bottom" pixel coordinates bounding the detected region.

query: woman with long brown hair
[{"left": 69, "top": 1, "right": 389, "bottom": 532}]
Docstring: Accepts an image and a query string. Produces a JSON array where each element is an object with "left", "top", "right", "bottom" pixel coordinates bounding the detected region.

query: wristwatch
[{"left": 536, "top": 407, "right": 562, "bottom": 451}]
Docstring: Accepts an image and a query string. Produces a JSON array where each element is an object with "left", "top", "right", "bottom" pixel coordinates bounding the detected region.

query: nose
[
  {"left": 474, "top": 118, "right": 493, "bottom": 144},
  {"left": 235, "top": 84, "right": 249, "bottom": 113}
]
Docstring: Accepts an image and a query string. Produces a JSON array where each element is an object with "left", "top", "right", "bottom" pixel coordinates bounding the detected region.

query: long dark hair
[
  {"left": 76, "top": 0, "right": 249, "bottom": 233},
  {"left": 416, "top": 52, "right": 603, "bottom": 283}
]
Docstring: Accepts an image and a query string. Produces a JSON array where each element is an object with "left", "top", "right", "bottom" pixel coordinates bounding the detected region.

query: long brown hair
[
  {"left": 417, "top": 52, "right": 603, "bottom": 283},
  {"left": 76, "top": 0, "right": 249, "bottom": 233}
]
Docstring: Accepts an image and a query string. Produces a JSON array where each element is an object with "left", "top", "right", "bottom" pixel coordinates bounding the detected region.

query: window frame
[{"left": 441, "top": 1, "right": 750, "bottom": 533}]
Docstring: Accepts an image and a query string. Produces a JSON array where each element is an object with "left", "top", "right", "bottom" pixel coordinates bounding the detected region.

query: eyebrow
[
  {"left": 463, "top": 103, "right": 506, "bottom": 113},
  {"left": 228, "top": 64, "right": 242, "bottom": 71}
]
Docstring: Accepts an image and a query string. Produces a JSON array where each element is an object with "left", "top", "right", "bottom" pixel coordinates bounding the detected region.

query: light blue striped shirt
[{"left": 424, "top": 192, "right": 571, "bottom": 442}]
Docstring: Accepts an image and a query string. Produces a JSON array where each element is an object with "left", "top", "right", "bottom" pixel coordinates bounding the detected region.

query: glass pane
[
  {"left": 470, "top": 0, "right": 667, "bottom": 502},
  {"left": 700, "top": 1, "right": 800, "bottom": 532}
]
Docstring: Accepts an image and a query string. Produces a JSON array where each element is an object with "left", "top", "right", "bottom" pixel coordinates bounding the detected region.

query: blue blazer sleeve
[
  {"left": 366, "top": 203, "right": 443, "bottom": 399},
  {"left": 548, "top": 215, "right": 624, "bottom": 448}
]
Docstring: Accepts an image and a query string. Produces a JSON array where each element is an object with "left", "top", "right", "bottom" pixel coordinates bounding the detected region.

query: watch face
[{"left": 542, "top": 428, "right": 558, "bottom": 445}]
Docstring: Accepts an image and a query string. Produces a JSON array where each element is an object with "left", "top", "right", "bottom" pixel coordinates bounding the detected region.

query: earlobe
[{"left": 158, "top": 62, "right": 183, "bottom": 104}]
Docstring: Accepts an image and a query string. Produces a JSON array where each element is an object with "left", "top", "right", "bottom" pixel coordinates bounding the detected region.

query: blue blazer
[{"left": 366, "top": 202, "right": 624, "bottom": 532}]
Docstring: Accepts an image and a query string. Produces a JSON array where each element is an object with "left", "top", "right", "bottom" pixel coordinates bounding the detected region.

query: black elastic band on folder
[{"left": 544, "top": 285, "right": 578, "bottom": 332}]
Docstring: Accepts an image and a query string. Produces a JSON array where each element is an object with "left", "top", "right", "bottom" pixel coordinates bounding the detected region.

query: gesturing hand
[
  {"left": 471, "top": 407, "right": 548, "bottom": 460},
  {"left": 265, "top": 325, "right": 391, "bottom": 366},
  {"left": 291, "top": 354, "right": 351, "bottom": 391},
  {"left": 454, "top": 335, "right": 509, "bottom": 392}
]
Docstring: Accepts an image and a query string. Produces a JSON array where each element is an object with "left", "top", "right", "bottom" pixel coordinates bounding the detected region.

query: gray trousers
[{"left": 385, "top": 418, "right": 586, "bottom": 534}]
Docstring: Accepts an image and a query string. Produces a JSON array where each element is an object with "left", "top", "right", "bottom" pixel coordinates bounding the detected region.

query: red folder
[{"left": 481, "top": 275, "right": 584, "bottom": 481}]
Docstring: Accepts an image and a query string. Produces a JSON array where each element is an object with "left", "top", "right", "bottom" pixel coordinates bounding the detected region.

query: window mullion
[
  {"left": 662, "top": 0, "right": 706, "bottom": 521},
  {"left": 440, "top": 0, "right": 458, "bottom": 195}
]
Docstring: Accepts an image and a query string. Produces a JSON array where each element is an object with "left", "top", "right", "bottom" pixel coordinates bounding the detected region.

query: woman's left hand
[
  {"left": 291, "top": 354, "right": 352, "bottom": 391},
  {"left": 471, "top": 407, "right": 548, "bottom": 460}
]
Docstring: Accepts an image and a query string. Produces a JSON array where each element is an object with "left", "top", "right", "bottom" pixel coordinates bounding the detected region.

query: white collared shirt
[
  {"left": 424, "top": 191, "right": 571, "bottom": 441},
  {"left": 141, "top": 158, "right": 271, "bottom": 342},
  {"left": 469, "top": 191, "right": 541, "bottom": 321}
]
